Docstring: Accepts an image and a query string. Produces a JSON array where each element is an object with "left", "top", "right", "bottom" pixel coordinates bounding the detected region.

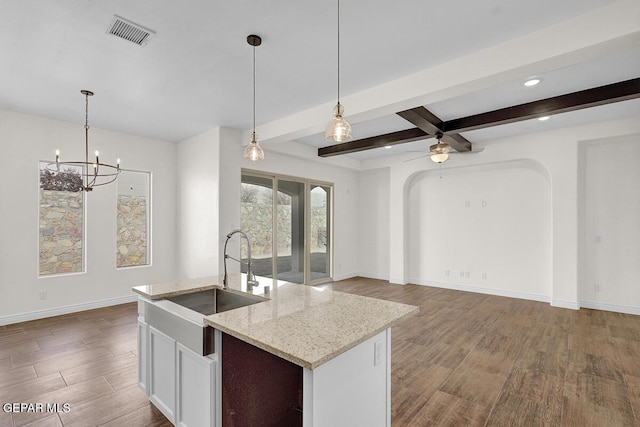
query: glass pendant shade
[
  {"left": 325, "top": 102, "right": 352, "bottom": 142},
  {"left": 244, "top": 133, "right": 264, "bottom": 161}
]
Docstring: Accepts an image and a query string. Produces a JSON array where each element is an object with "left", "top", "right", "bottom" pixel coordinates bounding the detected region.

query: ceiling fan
[{"left": 404, "top": 132, "right": 484, "bottom": 163}]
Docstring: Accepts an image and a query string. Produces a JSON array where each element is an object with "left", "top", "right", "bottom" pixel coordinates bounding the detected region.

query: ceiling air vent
[{"left": 107, "top": 15, "right": 155, "bottom": 46}]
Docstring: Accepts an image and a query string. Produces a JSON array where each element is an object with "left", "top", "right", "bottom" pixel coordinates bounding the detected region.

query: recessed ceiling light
[
  {"left": 538, "top": 116, "right": 550, "bottom": 121},
  {"left": 524, "top": 78, "right": 541, "bottom": 87},
  {"left": 384, "top": 145, "right": 392, "bottom": 149}
]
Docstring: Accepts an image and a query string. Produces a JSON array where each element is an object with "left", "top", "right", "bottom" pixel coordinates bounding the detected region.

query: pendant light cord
[
  {"left": 244, "top": 34, "right": 264, "bottom": 159},
  {"left": 253, "top": 42, "right": 256, "bottom": 138},
  {"left": 337, "top": 0, "right": 341, "bottom": 104}
]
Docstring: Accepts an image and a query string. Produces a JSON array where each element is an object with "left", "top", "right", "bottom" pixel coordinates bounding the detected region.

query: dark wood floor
[
  {"left": 0, "top": 303, "right": 172, "bottom": 427},
  {"left": 319, "top": 278, "right": 640, "bottom": 426},
  {"left": 1, "top": 277, "right": 639, "bottom": 426}
]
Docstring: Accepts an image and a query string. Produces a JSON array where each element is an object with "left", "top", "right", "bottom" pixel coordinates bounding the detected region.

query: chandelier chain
[
  {"left": 85, "top": 92, "right": 90, "bottom": 130},
  {"left": 84, "top": 91, "right": 89, "bottom": 189}
]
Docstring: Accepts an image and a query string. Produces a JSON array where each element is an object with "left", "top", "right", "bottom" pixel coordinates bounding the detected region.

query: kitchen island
[{"left": 133, "top": 274, "right": 418, "bottom": 427}]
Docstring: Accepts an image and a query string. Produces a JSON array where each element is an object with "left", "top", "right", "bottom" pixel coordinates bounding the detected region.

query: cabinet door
[
  {"left": 149, "top": 326, "right": 176, "bottom": 423},
  {"left": 176, "top": 343, "right": 215, "bottom": 427},
  {"left": 137, "top": 319, "right": 148, "bottom": 395}
]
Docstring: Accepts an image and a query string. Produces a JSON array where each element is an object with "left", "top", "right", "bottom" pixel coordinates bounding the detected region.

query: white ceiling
[{"left": 0, "top": 0, "right": 638, "bottom": 162}]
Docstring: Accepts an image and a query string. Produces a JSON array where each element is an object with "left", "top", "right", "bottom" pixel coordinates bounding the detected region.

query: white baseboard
[
  {"left": 410, "top": 279, "right": 551, "bottom": 303},
  {"left": 580, "top": 301, "right": 640, "bottom": 315},
  {"left": 355, "top": 272, "right": 390, "bottom": 282},
  {"left": 550, "top": 300, "right": 580, "bottom": 310},
  {"left": 0, "top": 294, "right": 138, "bottom": 326},
  {"left": 332, "top": 272, "right": 358, "bottom": 282}
]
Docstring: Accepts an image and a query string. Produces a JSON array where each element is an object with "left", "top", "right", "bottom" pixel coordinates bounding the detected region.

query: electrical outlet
[
  {"left": 482, "top": 273, "right": 487, "bottom": 280},
  {"left": 39, "top": 290, "right": 47, "bottom": 300},
  {"left": 374, "top": 340, "right": 384, "bottom": 366},
  {"left": 465, "top": 271, "right": 470, "bottom": 279},
  {"left": 445, "top": 269, "right": 450, "bottom": 277},
  {"left": 594, "top": 284, "right": 601, "bottom": 292}
]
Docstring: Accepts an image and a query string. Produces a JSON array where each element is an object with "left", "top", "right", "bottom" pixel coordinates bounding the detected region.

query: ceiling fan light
[
  {"left": 431, "top": 152, "right": 449, "bottom": 163},
  {"left": 429, "top": 141, "right": 450, "bottom": 163},
  {"left": 326, "top": 103, "right": 352, "bottom": 142},
  {"left": 244, "top": 134, "right": 264, "bottom": 161}
]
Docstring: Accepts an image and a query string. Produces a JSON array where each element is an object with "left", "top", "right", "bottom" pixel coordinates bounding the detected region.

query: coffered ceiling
[{"left": 1, "top": 0, "right": 638, "bottom": 163}]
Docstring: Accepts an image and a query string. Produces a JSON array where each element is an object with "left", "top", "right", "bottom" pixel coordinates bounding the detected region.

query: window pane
[
  {"left": 117, "top": 170, "right": 150, "bottom": 268},
  {"left": 39, "top": 161, "right": 84, "bottom": 276},
  {"left": 310, "top": 185, "right": 331, "bottom": 281}
]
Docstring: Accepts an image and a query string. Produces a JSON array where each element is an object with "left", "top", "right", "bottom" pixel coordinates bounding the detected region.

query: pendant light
[
  {"left": 244, "top": 34, "right": 265, "bottom": 161},
  {"left": 325, "top": 0, "right": 352, "bottom": 142},
  {"left": 47, "top": 90, "right": 121, "bottom": 192}
]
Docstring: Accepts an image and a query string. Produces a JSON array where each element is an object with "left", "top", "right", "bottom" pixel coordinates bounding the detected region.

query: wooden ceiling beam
[
  {"left": 317, "top": 77, "right": 640, "bottom": 158},
  {"left": 443, "top": 77, "right": 640, "bottom": 133},
  {"left": 396, "top": 107, "right": 472, "bottom": 152},
  {"left": 318, "top": 128, "right": 427, "bottom": 157}
]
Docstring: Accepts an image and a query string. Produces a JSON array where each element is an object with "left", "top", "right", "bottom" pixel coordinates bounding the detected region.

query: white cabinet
[
  {"left": 138, "top": 299, "right": 218, "bottom": 427},
  {"left": 302, "top": 329, "right": 391, "bottom": 427},
  {"left": 149, "top": 326, "right": 177, "bottom": 423},
  {"left": 177, "top": 343, "right": 216, "bottom": 427}
]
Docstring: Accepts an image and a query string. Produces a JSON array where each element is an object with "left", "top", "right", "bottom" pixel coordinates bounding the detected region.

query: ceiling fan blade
[
  {"left": 448, "top": 147, "right": 486, "bottom": 155},
  {"left": 403, "top": 154, "right": 430, "bottom": 162},
  {"left": 401, "top": 147, "right": 484, "bottom": 162}
]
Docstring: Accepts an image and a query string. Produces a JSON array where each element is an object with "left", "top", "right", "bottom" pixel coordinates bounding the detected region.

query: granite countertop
[
  {"left": 132, "top": 276, "right": 220, "bottom": 300},
  {"left": 133, "top": 274, "right": 418, "bottom": 370}
]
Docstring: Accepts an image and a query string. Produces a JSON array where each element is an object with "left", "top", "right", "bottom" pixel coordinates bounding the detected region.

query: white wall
[
  {"left": 580, "top": 133, "right": 640, "bottom": 314},
  {"left": 406, "top": 161, "right": 551, "bottom": 301},
  {"left": 0, "top": 109, "right": 177, "bottom": 323},
  {"left": 357, "top": 168, "right": 390, "bottom": 280},
  {"left": 176, "top": 128, "right": 220, "bottom": 278},
  {"left": 217, "top": 128, "right": 243, "bottom": 275}
]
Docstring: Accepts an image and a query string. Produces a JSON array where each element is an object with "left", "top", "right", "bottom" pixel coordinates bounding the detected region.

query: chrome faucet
[{"left": 223, "top": 229, "right": 259, "bottom": 290}]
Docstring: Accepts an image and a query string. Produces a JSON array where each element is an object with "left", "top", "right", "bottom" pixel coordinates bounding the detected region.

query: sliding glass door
[
  {"left": 276, "top": 179, "right": 305, "bottom": 283},
  {"left": 240, "top": 175, "right": 274, "bottom": 278},
  {"left": 240, "top": 171, "right": 332, "bottom": 285}
]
